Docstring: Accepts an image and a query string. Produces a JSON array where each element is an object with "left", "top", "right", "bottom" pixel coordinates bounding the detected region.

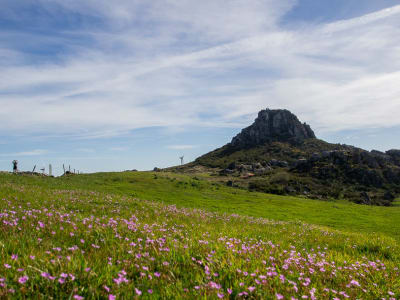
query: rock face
[{"left": 231, "top": 109, "right": 316, "bottom": 148}]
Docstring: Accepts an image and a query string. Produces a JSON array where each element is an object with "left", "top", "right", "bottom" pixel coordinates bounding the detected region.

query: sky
[{"left": 1, "top": 0, "right": 400, "bottom": 175}]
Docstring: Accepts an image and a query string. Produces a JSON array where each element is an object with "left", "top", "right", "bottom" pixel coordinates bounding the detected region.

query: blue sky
[{"left": 1, "top": 0, "right": 400, "bottom": 175}]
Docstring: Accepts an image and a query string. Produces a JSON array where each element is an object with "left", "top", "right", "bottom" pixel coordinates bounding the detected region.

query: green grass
[
  {"left": 0, "top": 172, "right": 399, "bottom": 298},
  {"left": 2, "top": 172, "right": 399, "bottom": 241}
]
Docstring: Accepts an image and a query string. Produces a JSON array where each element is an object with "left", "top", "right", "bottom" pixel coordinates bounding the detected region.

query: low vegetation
[{"left": 0, "top": 172, "right": 399, "bottom": 298}]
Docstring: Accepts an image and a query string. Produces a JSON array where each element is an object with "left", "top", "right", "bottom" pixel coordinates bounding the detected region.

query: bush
[{"left": 269, "top": 172, "right": 290, "bottom": 185}]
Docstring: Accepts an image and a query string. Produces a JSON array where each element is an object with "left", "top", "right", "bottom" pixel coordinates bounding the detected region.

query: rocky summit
[
  {"left": 231, "top": 109, "right": 316, "bottom": 148},
  {"left": 191, "top": 108, "right": 400, "bottom": 206}
]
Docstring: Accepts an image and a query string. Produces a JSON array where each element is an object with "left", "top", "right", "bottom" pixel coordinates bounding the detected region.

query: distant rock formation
[{"left": 231, "top": 109, "right": 315, "bottom": 148}]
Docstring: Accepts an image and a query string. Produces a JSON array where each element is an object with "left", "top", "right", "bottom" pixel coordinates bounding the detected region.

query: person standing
[{"left": 12, "top": 160, "right": 18, "bottom": 173}]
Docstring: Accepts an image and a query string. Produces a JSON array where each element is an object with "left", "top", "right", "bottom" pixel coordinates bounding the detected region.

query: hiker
[{"left": 12, "top": 160, "right": 18, "bottom": 173}]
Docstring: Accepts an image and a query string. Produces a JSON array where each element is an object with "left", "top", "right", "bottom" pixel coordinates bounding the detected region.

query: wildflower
[
  {"left": 73, "top": 295, "right": 84, "bottom": 300},
  {"left": 4, "top": 264, "right": 11, "bottom": 269},
  {"left": 350, "top": 280, "right": 360, "bottom": 287},
  {"left": 217, "top": 293, "right": 224, "bottom": 298},
  {"left": 11, "top": 254, "right": 18, "bottom": 260},
  {"left": 248, "top": 286, "right": 256, "bottom": 292},
  {"left": 148, "top": 289, "right": 153, "bottom": 294},
  {"left": 154, "top": 272, "right": 161, "bottom": 277},
  {"left": 135, "top": 288, "right": 142, "bottom": 296},
  {"left": 227, "top": 288, "right": 232, "bottom": 294},
  {"left": 18, "top": 276, "right": 28, "bottom": 284},
  {"left": 109, "top": 295, "right": 116, "bottom": 300},
  {"left": 276, "top": 294, "right": 284, "bottom": 300}
]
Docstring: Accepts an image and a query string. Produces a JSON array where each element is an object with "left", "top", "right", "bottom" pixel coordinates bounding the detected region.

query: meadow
[{"left": 0, "top": 172, "right": 399, "bottom": 299}]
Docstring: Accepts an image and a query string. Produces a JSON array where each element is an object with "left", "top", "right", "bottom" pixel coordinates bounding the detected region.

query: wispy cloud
[
  {"left": 166, "top": 145, "right": 197, "bottom": 150},
  {"left": 0, "top": 149, "right": 49, "bottom": 157},
  {"left": 0, "top": 1, "right": 399, "bottom": 138},
  {"left": 109, "top": 146, "right": 129, "bottom": 151}
]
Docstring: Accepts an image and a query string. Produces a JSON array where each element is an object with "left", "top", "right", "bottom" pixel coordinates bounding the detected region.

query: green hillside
[
  {"left": 0, "top": 172, "right": 399, "bottom": 298},
  {"left": 2, "top": 172, "right": 400, "bottom": 240}
]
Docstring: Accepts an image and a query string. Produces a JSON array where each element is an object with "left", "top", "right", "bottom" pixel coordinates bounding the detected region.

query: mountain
[{"left": 193, "top": 109, "right": 400, "bottom": 206}]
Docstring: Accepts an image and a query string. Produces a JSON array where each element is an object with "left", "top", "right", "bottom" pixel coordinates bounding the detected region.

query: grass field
[{"left": 0, "top": 172, "right": 399, "bottom": 299}]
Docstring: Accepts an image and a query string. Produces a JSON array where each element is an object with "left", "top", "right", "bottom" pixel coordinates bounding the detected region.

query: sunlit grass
[{"left": 0, "top": 173, "right": 399, "bottom": 298}]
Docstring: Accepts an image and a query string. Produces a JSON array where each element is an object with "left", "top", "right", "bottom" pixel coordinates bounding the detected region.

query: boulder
[
  {"left": 360, "top": 191, "right": 371, "bottom": 205},
  {"left": 384, "top": 191, "right": 395, "bottom": 201}
]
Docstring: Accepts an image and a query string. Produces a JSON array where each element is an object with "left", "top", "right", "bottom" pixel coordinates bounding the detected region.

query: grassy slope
[
  {"left": 0, "top": 172, "right": 399, "bottom": 298},
  {"left": 1, "top": 172, "right": 400, "bottom": 242},
  {"left": 194, "top": 139, "right": 348, "bottom": 168}
]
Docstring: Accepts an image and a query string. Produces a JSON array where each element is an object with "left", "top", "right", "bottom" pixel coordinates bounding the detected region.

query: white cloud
[
  {"left": 109, "top": 147, "right": 129, "bottom": 151},
  {"left": 0, "top": 149, "right": 49, "bottom": 157},
  {"left": 166, "top": 145, "right": 197, "bottom": 150},
  {"left": 0, "top": 2, "right": 399, "bottom": 138}
]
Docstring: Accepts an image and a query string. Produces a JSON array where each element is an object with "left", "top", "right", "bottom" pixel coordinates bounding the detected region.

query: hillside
[
  {"left": 192, "top": 109, "right": 400, "bottom": 206},
  {"left": 0, "top": 172, "right": 399, "bottom": 299}
]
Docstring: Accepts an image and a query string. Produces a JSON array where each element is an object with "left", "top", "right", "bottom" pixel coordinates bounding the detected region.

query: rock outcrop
[
  {"left": 231, "top": 109, "right": 315, "bottom": 148},
  {"left": 193, "top": 108, "right": 400, "bottom": 206}
]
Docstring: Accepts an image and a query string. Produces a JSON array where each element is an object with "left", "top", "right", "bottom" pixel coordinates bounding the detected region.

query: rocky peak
[{"left": 231, "top": 109, "right": 316, "bottom": 148}]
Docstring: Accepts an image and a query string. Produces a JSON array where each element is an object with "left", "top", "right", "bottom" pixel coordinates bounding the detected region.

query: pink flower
[
  {"left": 227, "top": 288, "right": 232, "bottom": 294},
  {"left": 11, "top": 254, "right": 18, "bottom": 260},
  {"left": 154, "top": 272, "right": 161, "bottom": 277},
  {"left": 73, "top": 295, "right": 84, "bottom": 300},
  {"left": 18, "top": 276, "right": 28, "bottom": 284},
  {"left": 104, "top": 285, "right": 110, "bottom": 292},
  {"left": 135, "top": 288, "right": 142, "bottom": 296},
  {"left": 108, "top": 295, "right": 116, "bottom": 300},
  {"left": 148, "top": 289, "right": 153, "bottom": 294},
  {"left": 248, "top": 286, "right": 256, "bottom": 292},
  {"left": 350, "top": 280, "right": 360, "bottom": 287},
  {"left": 217, "top": 293, "right": 224, "bottom": 298},
  {"left": 276, "top": 294, "right": 284, "bottom": 300},
  {"left": 4, "top": 264, "right": 11, "bottom": 269}
]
